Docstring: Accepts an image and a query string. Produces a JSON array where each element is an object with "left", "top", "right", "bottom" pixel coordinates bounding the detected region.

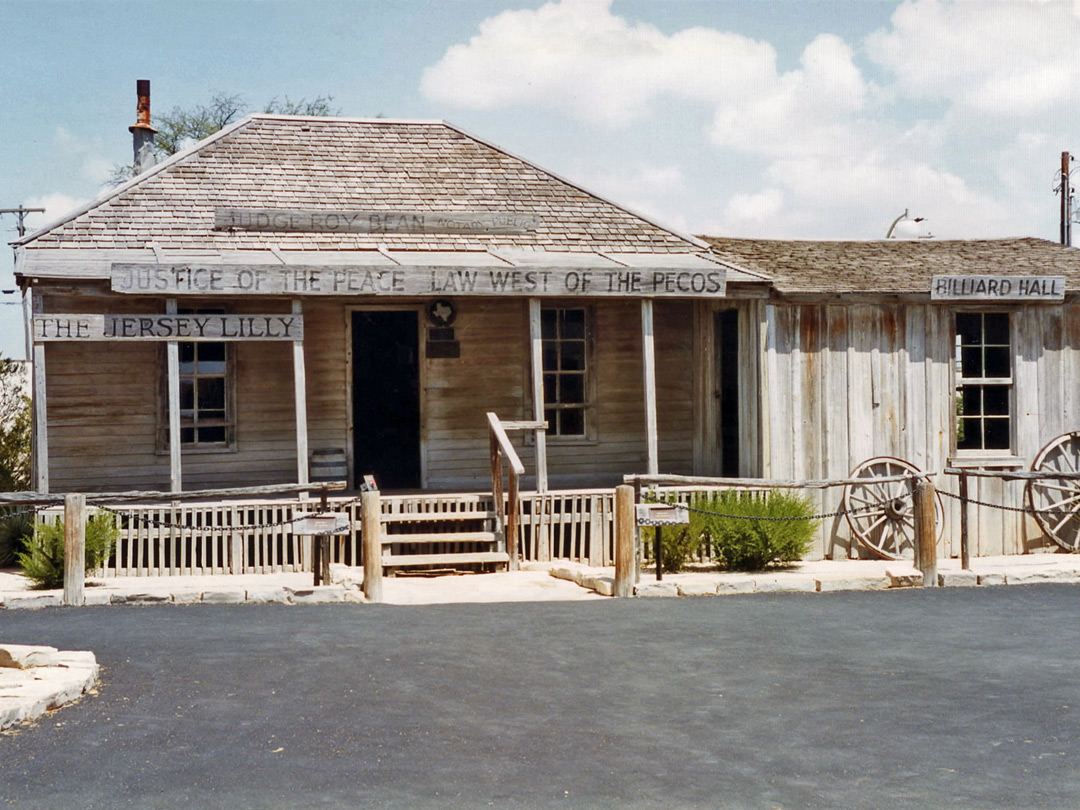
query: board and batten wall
[
  {"left": 760, "top": 299, "right": 1080, "bottom": 559},
  {"left": 39, "top": 292, "right": 696, "bottom": 493}
]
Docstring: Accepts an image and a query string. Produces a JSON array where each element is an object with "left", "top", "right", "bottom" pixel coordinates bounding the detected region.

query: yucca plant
[
  {"left": 693, "top": 490, "right": 818, "bottom": 571},
  {"left": 17, "top": 513, "right": 119, "bottom": 589}
]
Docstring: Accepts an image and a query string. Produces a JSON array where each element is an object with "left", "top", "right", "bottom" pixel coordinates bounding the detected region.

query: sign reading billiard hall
[{"left": 931, "top": 275, "right": 1066, "bottom": 301}]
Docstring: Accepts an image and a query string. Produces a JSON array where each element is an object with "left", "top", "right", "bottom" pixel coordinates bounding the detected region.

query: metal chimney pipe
[{"left": 129, "top": 79, "right": 157, "bottom": 175}]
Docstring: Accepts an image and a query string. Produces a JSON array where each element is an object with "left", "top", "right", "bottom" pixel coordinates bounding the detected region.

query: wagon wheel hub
[{"left": 884, "top": 498, "right": 909, "bottom": 521}]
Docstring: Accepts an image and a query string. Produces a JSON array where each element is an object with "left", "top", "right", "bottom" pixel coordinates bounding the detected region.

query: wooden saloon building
[{"left": 13, "top": 102, "right": 1080, "bottom": 563}]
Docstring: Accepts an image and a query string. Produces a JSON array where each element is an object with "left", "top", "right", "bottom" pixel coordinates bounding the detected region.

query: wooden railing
[{"left": 487, "top": 412, "right": 544, "bottom": 571}]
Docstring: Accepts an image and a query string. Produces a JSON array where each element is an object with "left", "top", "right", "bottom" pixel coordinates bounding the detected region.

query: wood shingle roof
[
  {"left": 701, "top": 236, "right": 1080, "bottom": 294},
  {"left": 16, "top": 116, "right": 699, "bottom": 255}
]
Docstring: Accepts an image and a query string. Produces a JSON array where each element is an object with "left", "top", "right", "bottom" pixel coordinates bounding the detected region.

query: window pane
[
  {"left": 983, "top": 385, "right": 1009, "bottom": 415},
  {"left": 961, "top": 386, "right": 982, "bottom": 416},
  {"left": 199, "top": 426, "right": 226, "bottom": 444},
  {"left": 961, "top": 347, "right": 983, "bottom": 378},
  {"left": 560, "top": 408, "right": 584, "bottom": 436},
  {"left": 984, "top": 313, "right": 1010, "bottom": 346},
  {"left": 200, "top": 342, "right": 225, "bottom": 362},
  {"left": 540, "top": 309, "right": 556, "bottom": 339},
  {"left": 543, "top": 373, "right": 557, "bottom": 402},
  {"left": 984, "top": 346, "right": 1010, "bottom": 378},
  {"left": 198, "top": 377, "right": 226, "bottom": 411},
  {"left": 561, "top": 374, "right": 585, "bottom": 404},
  {"left": 542, "top": 344, "right": 557, "bottom": 371},
  {"left": 561, "top": 341, "right": 585, "bottom": 371},
  {"left": 984, "top": 418, "right": 1010, "bottom": 449},
  {"left": 957, "top": 313, "right": 981, "bottom": 346},
  {"left": 180, "top": 380, "right": 195, "bottom": 410},
  {"left": 179, "top": 343, "right": 195, "bottom": 364},
  {"left": 181, "top": 427, "right": 195, "bottom": 444},
  {"left": 561, "top": 309, "right": 585, "bottom": 339},
  {"left": 957, "top": 418, "right": 980, "bottom": 450}
]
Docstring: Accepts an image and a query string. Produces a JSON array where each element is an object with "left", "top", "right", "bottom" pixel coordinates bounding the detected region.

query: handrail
[
  {"left": 487, "top": 412, "right": 526, "bottom": 475},
  {"left": 626, "top": 473, "right": 931, "bottom": 490},
  {"left": 0, "top": 481, "right": 347, "bottom": 507},
  {"left": 487, "top": 412, "right": 526, "bottom": 571}
]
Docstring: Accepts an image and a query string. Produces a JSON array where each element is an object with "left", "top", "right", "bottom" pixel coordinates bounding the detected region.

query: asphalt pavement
[{"left": 2, "top": 585, "right": 1079, "bottom": 809}]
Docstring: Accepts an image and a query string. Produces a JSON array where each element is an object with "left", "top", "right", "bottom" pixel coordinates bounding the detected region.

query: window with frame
[
  {"left": 163, "top": 309, "right": 234, "bottom": 448},
  {"left": 955, "top": 311, "right": 1012, "bottom": 451},
  {"left": 541, "top": 307, "right": 589, "bottom": 437}
]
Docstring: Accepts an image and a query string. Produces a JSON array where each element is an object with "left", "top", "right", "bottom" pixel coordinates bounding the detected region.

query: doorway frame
[{"left": 345, "top": 303, "right": 427, "bottom": 490}]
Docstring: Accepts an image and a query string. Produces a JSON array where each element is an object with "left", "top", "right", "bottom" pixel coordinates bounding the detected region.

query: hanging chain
[{"left": 641, "top": 491, "right": 907, "bottom": 522}]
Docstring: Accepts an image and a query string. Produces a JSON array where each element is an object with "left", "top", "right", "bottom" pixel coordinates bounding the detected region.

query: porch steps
[{"left": 378, "top": 504, "right": 508, "bottom": 572}]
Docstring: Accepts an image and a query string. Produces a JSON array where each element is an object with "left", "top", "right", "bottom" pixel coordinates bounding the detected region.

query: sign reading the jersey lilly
[
  {"left": 110, "top": 263, "right": 728, "bottom": 298},
  {"left": 33, "top": 313, "right": 303, "bottom": 342}
]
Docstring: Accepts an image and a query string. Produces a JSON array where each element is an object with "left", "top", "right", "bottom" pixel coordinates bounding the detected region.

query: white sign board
[
  {"left": 635, "top": 503, "right": 690, "bottom": 527},
  {"left": 931, "top": 275, "right": 1066, "bottom": 301},
  {"left": 292, "top": 513, "right": 352, "bottom": 536},
  {"left": 110, "top": 264, "right": 727, "bottom": 298},
  {"left": 33, "top": 313, "right": 303, "bottom": 342}
]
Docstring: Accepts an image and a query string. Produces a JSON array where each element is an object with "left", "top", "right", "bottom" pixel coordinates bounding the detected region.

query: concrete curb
[
  {"left": 0, "top": 645, "right": 99, "bottom": 731},
  {"left": 0, "top": 584, "right": 364, "bottom": 610},
  {"left": 546, "top": 561, "right": 1080, "bottom": 598}
]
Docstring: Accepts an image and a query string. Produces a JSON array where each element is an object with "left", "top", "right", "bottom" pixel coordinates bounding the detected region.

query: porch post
[
  {"left": 292, "top": 299, "right": 309, "bottom": 487},
  {"left": 528, "top": 298, "right": 549, "bottom": 492},
  {"left": 30, "top": 289, "right": 49, "bottom": 493},
  {"left": 641, "top": 299, "right": 659, "bottom": 475},
  {"left": 166, "top": 299, "right": 182, "bottom": 493}
]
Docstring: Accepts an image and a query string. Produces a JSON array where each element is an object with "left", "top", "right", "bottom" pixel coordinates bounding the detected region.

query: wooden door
[{"left": 352, "top": 310, "right": 421, "bottom": 489}]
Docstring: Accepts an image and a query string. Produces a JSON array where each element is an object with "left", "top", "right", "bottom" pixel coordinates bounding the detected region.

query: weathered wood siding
[
  {"left": 41, "top": 293, "right": 694, "bottom": 493},
  {"left": 763, "top": 301, "right": 1080, "bottom": 559}
]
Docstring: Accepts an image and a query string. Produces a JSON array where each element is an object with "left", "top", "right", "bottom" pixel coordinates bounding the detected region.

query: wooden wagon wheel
[
  {"left": 842, "top": 456, "right": 942, "bottom": 560},
  {"left": 1026, "top": 431, "right": 1080, "bottom": 552}
]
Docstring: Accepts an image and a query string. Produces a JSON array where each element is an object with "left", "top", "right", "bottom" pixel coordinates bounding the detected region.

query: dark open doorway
[
  {"left": 352, "top": 310, "right": 421, "bottom": 489},
  {"left": 715, "top": 308, "right": 740, "bottom": 477}
]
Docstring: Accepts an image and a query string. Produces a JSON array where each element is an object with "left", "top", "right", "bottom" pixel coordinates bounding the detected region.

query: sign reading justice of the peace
[
  {"left": 931, "top": 275, "right": 1066, "bottom": 301},
  {"left": 33, "top": 313, "right": 303, "bottom": 342},
  {"left": 110, "top": 264, "right": 727, "bottom": 298},
  {"left": 214, "top": 208, "right": 541, "bottom": 234}
]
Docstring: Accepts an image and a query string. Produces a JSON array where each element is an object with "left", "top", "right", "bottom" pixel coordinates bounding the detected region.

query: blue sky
[{"left": 3, "top": 0, "right": 1079, "bottom": 359}]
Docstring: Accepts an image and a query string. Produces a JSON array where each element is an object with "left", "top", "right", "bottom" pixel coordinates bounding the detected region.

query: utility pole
[
  {"left": 0, "top": 205, "right": 46, "bottom": 238},
  {"left": 1059, "top": 152, "right": 1072, "bottom": 246}
]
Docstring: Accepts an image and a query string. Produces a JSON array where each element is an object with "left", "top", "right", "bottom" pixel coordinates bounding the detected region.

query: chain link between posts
[
  {"left": 641, "top": 490, "right": 909, "bottom": 523},
  {"left": 95, "top": 492, "right": 366, "bottom": 534}
]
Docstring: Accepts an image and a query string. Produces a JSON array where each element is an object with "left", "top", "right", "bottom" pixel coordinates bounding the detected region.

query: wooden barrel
[{"left": 310, "top": 448, "right": 348, "bottom": 483}]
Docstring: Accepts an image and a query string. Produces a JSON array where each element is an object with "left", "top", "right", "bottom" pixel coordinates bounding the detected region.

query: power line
[{"left": 0, "top": 205, "right": 46, "bottom": 238}]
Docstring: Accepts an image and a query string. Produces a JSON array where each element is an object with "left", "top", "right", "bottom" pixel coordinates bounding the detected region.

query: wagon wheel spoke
[
  {"left": 1028, "top": 432, "right": 1080, "bottom": 551},
  {"left": 844, "top": 456, "right": 934, "bottom": 561}
]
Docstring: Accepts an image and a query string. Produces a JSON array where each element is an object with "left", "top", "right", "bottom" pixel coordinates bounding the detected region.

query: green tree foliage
[
  {"left": 0, "top": 510, "right": 34, "bottom": 567},
  {"left": 693, "top": 490, "right": 819, "bottom": 571},
  {"left": 17, "top": 513, "right": 119, "bottom": 589},
  {"left": 110, "top": 92, "right": 339, "bottom": 183},
  {"left": 0, "top": 356, "right": 31, "bottom": 492}
]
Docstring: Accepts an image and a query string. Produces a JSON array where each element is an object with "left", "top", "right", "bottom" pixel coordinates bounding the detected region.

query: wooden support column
[
  {"left": 62, "top": 493, "right": 86, "bottom": 606},
  {"left": 292, "top": 299, "right": 310, "bottom": 489},
  {"left": 166, "top": 299, "right": 182, "bottom": 493},
  {"left": 913, "top": 479, "right": 938, "bottom": 587},
  {"left": 528, "top": 298, "right": 549, "bottom": 492},
  {"left": 30, "top": 289, "right": 48, "bottom": 493},
  {"left": 641, "top": 299, "right": 659, "bottom": 476}
]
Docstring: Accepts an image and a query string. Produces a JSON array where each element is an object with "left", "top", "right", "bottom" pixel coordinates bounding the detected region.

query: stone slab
[
  {"left": 635, "top": 582, "right": 679, "bottom": 598},
  {"left": 245, "top": 586, "right": 290, "bottom": 604},
  {"left": 4, "top": 594, "right": 62, "bottom": 610},
  {"left": 201, "top": 588, "right": 247, "bottom": 604},
  {"left": 0, "top": 645, "right": 59, "bottom": 669},
  {"left": 288, "top": 585, "right": 346, "bottom": 604},
  {"left": 816, "top": 575, "right": 891, "bottom": 592},
  {"left": 114, "top": 593, "right": 172, "bottom": 605},
  {"left": 978, "top": 572, "right": 1007, "bottom": 586},
  {"left": 938, "top": 570, "right": 979, "bottom": 587},
  {"left": 677, "top": 581, "right": 718, "bottom": 597},
  {"left": 1006, "top": 569, "right": 1080, "bottom": 586},
  {"left": 886, "top": 567, "right": 923, "bottom": 588},
  {"left": 715, "top": 579, "right": 757, "bottom": 594},
  {"left": 754, "top": 577, "right": 817, "bottom": 593},
  {"left": 83, "top": 591, "right": 113, "bottom": 606}
]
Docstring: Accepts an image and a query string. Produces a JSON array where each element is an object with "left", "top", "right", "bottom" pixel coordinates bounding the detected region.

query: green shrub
[
  {"left": 693, "top": 490, "right": 818, "bottom": 572},
  {"left": 643, "top": 524, "right": 703, "bottom": 574},
  {"left": 16, "top": 513, "right": 119, "bottom": 589},
  {"left": 0, "top": 509, "right": 34, "bottom": 567}
]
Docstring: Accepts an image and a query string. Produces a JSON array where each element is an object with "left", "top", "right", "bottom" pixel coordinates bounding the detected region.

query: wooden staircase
[{"left": 380, "top": 498, "right": 510, "bottom": 572}]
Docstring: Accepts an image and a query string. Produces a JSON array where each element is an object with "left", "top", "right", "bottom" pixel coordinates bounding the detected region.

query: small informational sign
[
  {"left": 292, "top": 513, "right": 352, "bottom": 536},
  {"left": 931, "top": 275, "right": 1066, "bottom": 301},
  {"left": 111, "top": 264, "right": 727, "bottom": 298},
  {"left": 635, "top": 503, "right": 690, "bottom": 527},
  {"left": 33, "top": 313, "right": 303, "bottom": 342},
  {"left": 214, "top": 208, "right": 540, "bottom": 234}
]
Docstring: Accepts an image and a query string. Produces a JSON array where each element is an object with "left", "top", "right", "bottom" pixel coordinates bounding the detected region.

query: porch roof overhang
[{"left": 16, "top": 246, "right": 770, "bottom": 293}]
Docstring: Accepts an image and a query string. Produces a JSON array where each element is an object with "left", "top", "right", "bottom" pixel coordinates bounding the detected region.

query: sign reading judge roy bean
[{"left": 110, "top": 263, "right": 728, "bottom": 298}]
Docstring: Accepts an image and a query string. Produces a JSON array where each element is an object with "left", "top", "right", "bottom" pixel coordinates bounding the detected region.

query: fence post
[
  {"left": 62, "top": 493, "right": 86, "bottom": 606},
  {"left": 361, "top": 489, "right": 383, "bottom": 603},
  {"left": 913, "top": 479, "right": 938, "bottom": 587},
  {"left": 958, "top": 470, "right": 971, "bottom": 571},
  {"left": 614, "top": 485, "right": 635, "bottom": 597}
]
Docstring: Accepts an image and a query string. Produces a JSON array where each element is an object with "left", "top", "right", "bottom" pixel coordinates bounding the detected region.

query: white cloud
[
  {"left": 53, "top": 126, "right": 116, "bottom": 187},
  {"left": 866, "top": 0, "right": 1080, "bottom": 116},
  {"left": 22, "top": 193, "right": 90, "bottom": 234}
]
